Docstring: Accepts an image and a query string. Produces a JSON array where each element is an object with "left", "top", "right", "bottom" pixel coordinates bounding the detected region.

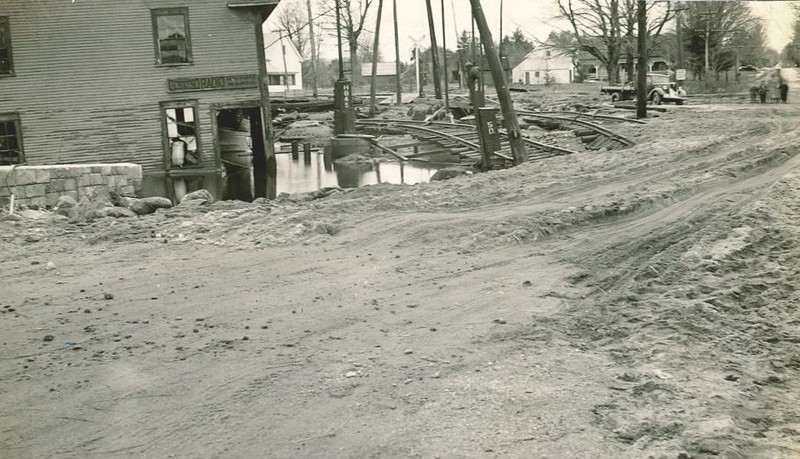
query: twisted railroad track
[{"left": 356, "top": 119, "right": 579, "bottom": 169}]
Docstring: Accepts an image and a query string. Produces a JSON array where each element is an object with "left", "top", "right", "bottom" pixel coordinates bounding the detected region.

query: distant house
[
  {"left": 263, "top": 29, "right": 304, "bottom": 95},
  {"left": 582, "top": 56, "right": 670, "bottom": 82},
  {"left": 511, "top": 49, "right": 575, "bottom": 85}
]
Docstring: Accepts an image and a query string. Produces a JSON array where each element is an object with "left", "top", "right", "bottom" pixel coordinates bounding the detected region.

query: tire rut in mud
[{"left": 539, "top": 148, "right": 800, "bottom": 456}]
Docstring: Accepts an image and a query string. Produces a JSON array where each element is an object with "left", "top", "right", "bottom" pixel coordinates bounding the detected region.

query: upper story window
[
  {"left": 0, "top": 113, "right": 24, "bottom": 165},
  {"left": 0, "top": 17, "right": 14, "bottom": 75},
  {"left": 151, "top": 8, "right": 193, "bottom": 66}
]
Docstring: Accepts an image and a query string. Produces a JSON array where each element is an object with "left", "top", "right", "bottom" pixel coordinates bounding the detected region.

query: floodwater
[
  {"left": 142, "top": 151, "right": 441, "bottom": 203},
  {"left": 274, "top": 151, "right": 439, "bottom": 195}
]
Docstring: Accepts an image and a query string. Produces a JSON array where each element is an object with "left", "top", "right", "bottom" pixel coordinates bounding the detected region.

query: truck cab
[
  {"left": 646, "top": 73, "right": 686, "bottom": 105},
  {"left": 601, "top": 73, "right": 687, "bottom": 105}
]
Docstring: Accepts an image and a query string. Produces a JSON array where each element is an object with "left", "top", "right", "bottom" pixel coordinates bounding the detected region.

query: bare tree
[
  {"left": 327, "top": 0, "right": 375, "bottom": 87},
  {"left": 277, "top": 1, "right": 310, "bottom": 58},
  {"left": 556, "top": 0, "right": 674, "bottom": 84}
]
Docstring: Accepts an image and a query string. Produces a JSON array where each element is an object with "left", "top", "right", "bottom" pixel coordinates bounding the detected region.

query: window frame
[
  {"left": 0, "top": 113, "right": 24, "bottom": 165},
  {"left": 160, "top": 100, "right": 203, "bottom": 170},
  {"left": 267, "top": 73, "right": 297, "bottom": 86},
  {"left": 151, "top": 8, "right": 193, "bottom": 67},
  {"left": 0, "top": 16, "right": 15, "bottom": 76}
]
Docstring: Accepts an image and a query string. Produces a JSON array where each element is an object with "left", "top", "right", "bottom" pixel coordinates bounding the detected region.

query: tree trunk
[
  {"left": 625, "top": 52, "right": 634, "bottom": 83},
  {"left": 349, "top": 42, "right": 360, "bottom": 87},
  {"left": 607, "top": 62, "right": 619, "bottom": 85}
]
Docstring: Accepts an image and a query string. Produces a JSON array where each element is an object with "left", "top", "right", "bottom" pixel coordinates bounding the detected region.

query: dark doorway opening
[{"left": 215, "top": 107, "right": 276, "bottom": 201}]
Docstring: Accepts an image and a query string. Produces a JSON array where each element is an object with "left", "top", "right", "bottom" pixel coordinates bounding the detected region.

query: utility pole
[
  {"left": 636, "top": 0, "right": 647, "bottom": 119},
  {"left": 675, "top": 3, "right": 684, "bottom": 69},
  {"left": 278, "top": 31, "right": 291, "bottom": 95},
  {"left": 417, "top": 46, "right": 422, "bottom": 96},
  {"left": 425, "top": 0, "right": 442, "bottom": 99},
  {"left": 694, "top": 6, "right": 721, "bottom": 87},
  {"left": 499, "top": 0, "right": 503, "bottom": 55},
  {"left": 336, "top": 0, "right": 344, "bottom": 80},
  {"left": 704, "top": 17, "right": 709, "bottom": 77},
  {"left": 369, "top": 0, "right": 384, "bottom": 118},
  {"left": 441, "top": 0, "right": 449, "bottom": 114},
  {"left": 305, "top": 0, "right": 318, "bottom": 97},
  {"left": 468, "top": 0, "right": 527, "bottom": 165},
  {"left": 393, "top": 0, "right": 402, "bottom": 105}
]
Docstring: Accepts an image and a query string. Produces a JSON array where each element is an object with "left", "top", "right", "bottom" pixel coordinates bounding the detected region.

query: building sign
[
  {"left": 676, "top": 69, "right": 687, "bottom": 81},
  {"left": 167, "top": 74, "right": 259, "bottom": 92}
]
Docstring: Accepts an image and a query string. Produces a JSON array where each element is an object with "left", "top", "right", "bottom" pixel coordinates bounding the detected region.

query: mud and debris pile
[{"left": 2, "top": 93, "right": 800, "bottom": 457}]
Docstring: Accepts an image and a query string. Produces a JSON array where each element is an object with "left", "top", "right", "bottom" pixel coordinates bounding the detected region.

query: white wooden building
[
  {"left": 263, "top": 28, "right": 304, "bottom": 95},
  {"left": 512, "top": 49, "right": 575, "bottom": 85}
]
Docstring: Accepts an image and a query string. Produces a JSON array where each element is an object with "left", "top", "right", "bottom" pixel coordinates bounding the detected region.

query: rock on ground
[{"left": 180, "top": 189, "right": 214, "bottom": 205}]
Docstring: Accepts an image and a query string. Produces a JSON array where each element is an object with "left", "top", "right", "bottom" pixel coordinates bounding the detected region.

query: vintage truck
[{"left": 600, "top": 73, "right": 687, "bottom": 105}]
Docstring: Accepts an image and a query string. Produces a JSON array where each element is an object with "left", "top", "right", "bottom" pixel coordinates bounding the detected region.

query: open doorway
[{"left": 213, "top": 106, "right": 276, "bottom": 201}]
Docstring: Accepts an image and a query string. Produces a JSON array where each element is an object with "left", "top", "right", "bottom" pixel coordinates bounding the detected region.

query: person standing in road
[
  {"left": 778, "top": 70, "right": 789, "bottom": 103},
  {"left": 770, "top": 70, "right": 782, "bottom": 103}
]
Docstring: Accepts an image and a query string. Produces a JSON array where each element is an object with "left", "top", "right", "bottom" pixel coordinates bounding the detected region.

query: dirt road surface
[{"left": 3, "top": 74, "right": 800, "bottom": 458}]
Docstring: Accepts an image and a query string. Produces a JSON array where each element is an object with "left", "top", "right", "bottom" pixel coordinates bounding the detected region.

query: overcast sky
[{"left": 266, "top": 0, "right": 798, "bottom": 63}]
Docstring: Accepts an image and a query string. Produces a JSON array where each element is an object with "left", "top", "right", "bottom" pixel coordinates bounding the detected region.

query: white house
[
  {"left": 582, "top": 55, "right": 670, "bottom": 82},
  {"left": 512, "top": 49, "right": 575, "bottom": 85},
  {"left": 263, "top": 29, "right": 304, "bottom": 95}
]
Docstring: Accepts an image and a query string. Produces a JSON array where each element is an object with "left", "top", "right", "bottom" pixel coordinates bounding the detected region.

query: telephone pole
[
  {"left": 441, "top": 0, "right": 449, "bottom": 113},
  {"left": 694, "top": 6, "right": 721, "bottom": 87},
  {"left": 393, "top": 0, "right": 402, "bottom": 105},
  {"left": 335, "top": 0, "right": 344, "bottom": 80},
  {"left": 369, "top": 0, "right": 384, "bottom": 117},
  {"left": 468, "top": 0, "right": 527, "bottom": 164},
  {"left": 425, "top": 0, "right": 442, "bottom": 99},
  {"left": 636, "top": 0, "right": 647, "bottom": 119},
  {"left": 305, "top": 0, "right": 318, "bottom": 97},
  {"left": 675, "top": 3, "right": 684, "bottom": 69}
]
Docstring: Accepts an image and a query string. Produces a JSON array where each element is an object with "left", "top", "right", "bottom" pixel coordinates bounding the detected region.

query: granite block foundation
[{"left": 0, "top": 164, "right": 143, "bottom": 208}]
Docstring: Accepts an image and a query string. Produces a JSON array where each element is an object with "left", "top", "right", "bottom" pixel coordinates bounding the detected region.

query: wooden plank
[{"left": 370, "top": 139, "right": 407, "bottom": 161}]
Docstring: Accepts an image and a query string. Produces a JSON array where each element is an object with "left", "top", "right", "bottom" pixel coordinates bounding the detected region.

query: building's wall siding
[{"left": 0, "top": 0, "right": 267, "bottom": 174}]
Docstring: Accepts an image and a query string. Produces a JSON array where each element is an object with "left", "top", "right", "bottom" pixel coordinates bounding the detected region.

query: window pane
[
  {"left": 164, "top": 104, "right": 199, "bottom": 168},
  {"left": 0, "top": 136, "right": 7, "bottom": 151},
  {"left": 0, "top": 16, "right": 10, "bottom": 74},
  {"left": 157, "top": 14, "right": 187, "bottom": 63},
  {"left": 0, "top": 18, "right": 9, "bottom": 47},
  {"left": 7, "top": 134, "right": 17, "bottom": 150},
  {"left": 0, "top": 120, "right": 7, "bottom": 136},
  {"left": 157, "top": 15, "right": 185, "bottom": 39}
]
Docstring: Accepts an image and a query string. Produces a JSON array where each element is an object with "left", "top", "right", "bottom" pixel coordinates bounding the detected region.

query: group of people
[{"left": 751, "top": 69, "right": 789, "bottom": 103}]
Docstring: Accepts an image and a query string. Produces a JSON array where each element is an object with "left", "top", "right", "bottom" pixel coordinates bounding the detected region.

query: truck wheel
[
  {"left": 653, "top": 92, "right": 663, "bottom": 105},
  {"left": 611, "top": 92, "right": 622, "bottom": 103}
]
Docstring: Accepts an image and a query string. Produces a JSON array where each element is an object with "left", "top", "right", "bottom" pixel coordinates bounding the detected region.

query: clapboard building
[{"left": 0, "top": 0, "right": 281, "bottom": 200}]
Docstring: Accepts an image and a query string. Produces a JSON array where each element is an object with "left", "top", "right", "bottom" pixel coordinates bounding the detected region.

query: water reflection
[
  {"left": 142, "top": 152, "right": 440, "bottom": 202},
  {"left": 274, "top": 151, "right": 439, "bottom": 195}
]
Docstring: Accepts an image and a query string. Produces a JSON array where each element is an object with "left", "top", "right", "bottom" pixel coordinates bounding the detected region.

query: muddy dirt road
[{"left": 3, "top": 87, "right": 800, "bottom": 457}]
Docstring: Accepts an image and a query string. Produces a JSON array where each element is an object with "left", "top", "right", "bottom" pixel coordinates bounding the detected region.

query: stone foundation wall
[{"left": 0, "top": 164, "right": 143, "bottom": 209}]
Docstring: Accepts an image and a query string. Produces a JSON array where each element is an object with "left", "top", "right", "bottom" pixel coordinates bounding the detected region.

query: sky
[{"left": 266, "top": 0, "right": 799, "bottom": 63}]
